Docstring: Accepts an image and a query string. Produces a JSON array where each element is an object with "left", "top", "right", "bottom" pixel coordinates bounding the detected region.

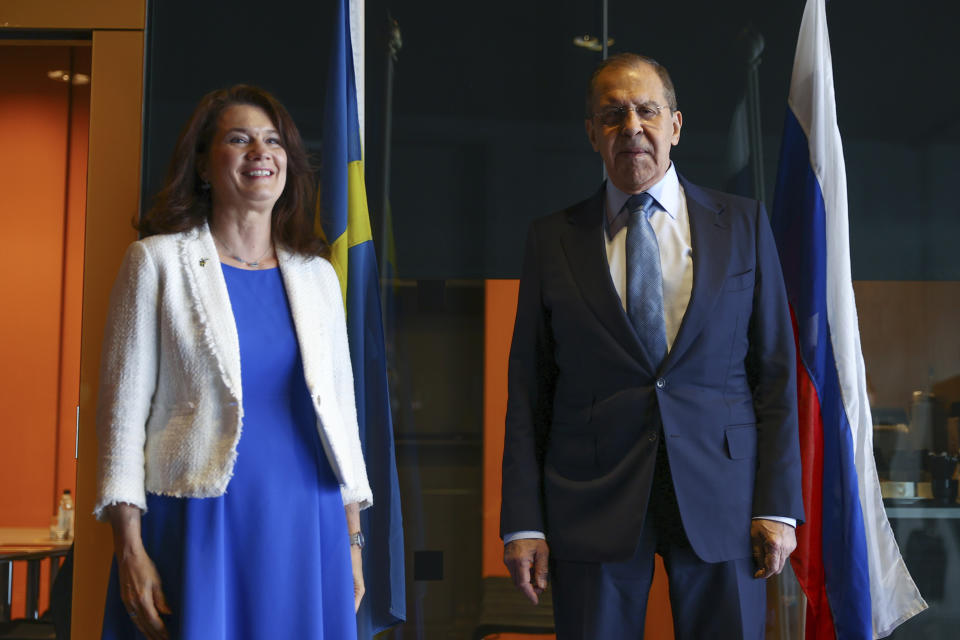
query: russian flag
[
  {"left": 771, "top": 1, "right": 926, "bottom": 638},
  {"left": 321, "top": 0, "right": 406, "bottom": 635}
]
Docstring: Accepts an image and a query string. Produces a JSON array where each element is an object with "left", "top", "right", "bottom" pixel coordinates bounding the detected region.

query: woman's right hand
[{"left": 106, "top": 503, "right": 172, "bottom": 640}]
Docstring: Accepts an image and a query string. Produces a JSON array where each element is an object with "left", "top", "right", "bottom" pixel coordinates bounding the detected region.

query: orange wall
[
  {"left": 482, "top": 280, "right": 674, "bottom": 639},
  {"left": 482, "top": 280, "right": 519, "bottom": 578},
  {"left": 0, "top": 44, "right": 89, "bottom": 618}
]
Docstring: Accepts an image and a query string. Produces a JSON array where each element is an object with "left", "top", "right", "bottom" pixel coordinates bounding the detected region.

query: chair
[{"left": 472, "top": 576, "right": 555, "bottom": 640}]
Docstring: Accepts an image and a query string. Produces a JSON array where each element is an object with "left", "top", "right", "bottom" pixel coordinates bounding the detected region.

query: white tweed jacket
[{"left": 94, "top": 223, "right": 372, "bottom": 519}]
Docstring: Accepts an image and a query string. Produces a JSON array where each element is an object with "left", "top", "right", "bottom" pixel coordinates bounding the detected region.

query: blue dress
[{"left": 102, "top": 264, "right": 356, "bottom": 639}]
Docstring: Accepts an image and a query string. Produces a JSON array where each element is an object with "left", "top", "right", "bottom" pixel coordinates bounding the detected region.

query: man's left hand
[{"left": 750, "top": 519, "right": 797, "bottom": 579}]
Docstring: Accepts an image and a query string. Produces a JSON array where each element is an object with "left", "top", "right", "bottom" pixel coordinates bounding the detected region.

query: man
[{"left": 500, "top": 53, "right": 804, "bottom": 639}]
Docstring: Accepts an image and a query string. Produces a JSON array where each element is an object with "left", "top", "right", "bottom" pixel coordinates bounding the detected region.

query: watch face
[{"left": 351, "top": 531, "right": 365, "bottom": 548}]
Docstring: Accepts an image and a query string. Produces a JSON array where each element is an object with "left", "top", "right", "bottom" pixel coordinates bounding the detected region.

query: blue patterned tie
[{"left": 625, "top": 193, "right": 667, "bottom": 366}]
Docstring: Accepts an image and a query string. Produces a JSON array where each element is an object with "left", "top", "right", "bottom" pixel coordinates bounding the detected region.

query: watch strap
[{"left": 349, "top": 531, "right": 365, "bottom": 548}]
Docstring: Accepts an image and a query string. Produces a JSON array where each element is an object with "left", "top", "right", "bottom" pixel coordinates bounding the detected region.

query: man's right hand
[{"left": 504, "top": 538, "right": 550, "bottom": 605}]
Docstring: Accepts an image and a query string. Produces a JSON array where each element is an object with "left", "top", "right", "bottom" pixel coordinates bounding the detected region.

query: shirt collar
[{"left": 604, "top": 163, "right": 681, "bottom": 238}]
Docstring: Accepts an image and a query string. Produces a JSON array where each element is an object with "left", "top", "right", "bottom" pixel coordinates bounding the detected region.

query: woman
[{"left": 95, "top": 85, "right": 371, "bottom": 640}]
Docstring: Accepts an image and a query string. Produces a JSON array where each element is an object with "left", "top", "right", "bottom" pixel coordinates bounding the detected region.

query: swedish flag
[{"left": 320, "top": 0, "right": 406, "bottom": 635}]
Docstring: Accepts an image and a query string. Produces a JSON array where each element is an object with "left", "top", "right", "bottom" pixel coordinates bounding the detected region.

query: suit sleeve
[
  {"left": 500, "top": 224, "right": 558, "bottom": 537},
  {"left": 747, "top": 203, "right": 805, "bottom": 524},
  {"left": 94, "top": 242, "right": 160, "bottom": 520}
]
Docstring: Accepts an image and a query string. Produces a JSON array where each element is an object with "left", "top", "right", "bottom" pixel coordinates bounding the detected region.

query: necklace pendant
[{"left": 218, "top": 239, "right": 272, "bottom": 270}]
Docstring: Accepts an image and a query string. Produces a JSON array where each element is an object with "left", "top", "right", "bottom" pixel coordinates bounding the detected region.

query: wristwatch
[{"left": 349, "top": 531, "right": 365, "bottom": 549}]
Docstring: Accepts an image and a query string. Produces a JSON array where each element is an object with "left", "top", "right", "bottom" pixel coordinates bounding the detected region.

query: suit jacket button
[
  {"left": 648, "top": 433, "right": 657, "bottom": 442},
  {"left": 656, "top": 378, "right": 665, "bottom": 389}
]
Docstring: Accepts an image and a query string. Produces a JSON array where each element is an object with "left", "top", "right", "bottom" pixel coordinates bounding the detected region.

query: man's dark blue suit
[{"left": 500, "top": 175, "right": 805, "bottom": 637}]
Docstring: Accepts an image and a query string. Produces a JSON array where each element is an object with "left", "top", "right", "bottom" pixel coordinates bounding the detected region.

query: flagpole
[
  {"left": 600, "top": 0, "right": 608, "bottom": 60},
  {"left": 743, "top": 28, "right": 766, "bottom": 203},
  {"left": 380, "top": 14, "right": 401, "bottom": 286},
  {"left": 599, "top": 0, "right": 608, "bottom": 182}
]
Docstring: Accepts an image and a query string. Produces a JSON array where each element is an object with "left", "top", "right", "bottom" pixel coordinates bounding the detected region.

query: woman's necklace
[{"left": 213, "top": 235, "right": 274, "bottom": 269}]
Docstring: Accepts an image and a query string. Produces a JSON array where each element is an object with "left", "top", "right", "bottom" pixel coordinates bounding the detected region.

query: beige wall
[{"left": 855, "top": 281, "right": 960, "bottom": 412}]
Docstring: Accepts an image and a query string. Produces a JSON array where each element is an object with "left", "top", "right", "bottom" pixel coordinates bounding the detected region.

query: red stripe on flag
[{"left": 787, "top": 308, "right": 835, "bottom": 639}]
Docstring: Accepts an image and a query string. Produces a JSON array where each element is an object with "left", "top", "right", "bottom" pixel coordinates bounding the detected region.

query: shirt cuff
[
  {"left": 753, "top": 515, "right": 797, "bottom": 528},
  {"left": 503, "top": 530, "right": 546, "bottom": 545}
]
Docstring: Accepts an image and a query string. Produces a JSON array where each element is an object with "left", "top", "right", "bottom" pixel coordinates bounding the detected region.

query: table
[
  {"left": 0, "top": 528, "right": 71, "bottom": 622},
  {"left": 885, "top": 498, "right": 960, "bottom": 519}
]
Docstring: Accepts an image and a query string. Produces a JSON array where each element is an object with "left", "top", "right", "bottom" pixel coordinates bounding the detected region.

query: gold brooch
[{"left": 199, "top": 258, "right": 208, "bottom": 267}]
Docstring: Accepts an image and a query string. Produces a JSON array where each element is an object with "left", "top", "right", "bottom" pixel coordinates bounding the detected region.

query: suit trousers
[{"left": 549, "top": 433, "right": 766, "bottom": 640}]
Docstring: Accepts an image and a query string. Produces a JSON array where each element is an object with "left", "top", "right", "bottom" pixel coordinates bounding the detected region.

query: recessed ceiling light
[
  {"left": 46, "top": 70, "right": 90, "bottom": 85},
  {"left": 573, "top": 34, "right": 614, "bottom": 52}
]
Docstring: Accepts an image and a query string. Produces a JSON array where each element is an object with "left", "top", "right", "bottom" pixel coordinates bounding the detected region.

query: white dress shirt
[{"left": 603, "top": 164, "right": 692, "bottom": 352}]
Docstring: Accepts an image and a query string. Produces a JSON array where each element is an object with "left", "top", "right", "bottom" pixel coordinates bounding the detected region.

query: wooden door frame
[{"left": 0, "top": 2, "right": 146, "bottom": 637}]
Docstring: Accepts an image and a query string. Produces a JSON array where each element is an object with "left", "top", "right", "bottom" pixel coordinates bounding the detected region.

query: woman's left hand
[
  {"left": 345, "top": 503, "right": 365, "bottom": 612},
  {"left": 351, "top": 544, "right": 365, "bottom": 611}
]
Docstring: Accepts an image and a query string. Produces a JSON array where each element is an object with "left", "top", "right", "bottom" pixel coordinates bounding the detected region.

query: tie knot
[{"left": 626, "top": 192, "right": 655, "bottom": 216}]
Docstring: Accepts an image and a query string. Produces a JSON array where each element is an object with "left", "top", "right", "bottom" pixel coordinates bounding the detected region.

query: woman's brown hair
[{"left": 138, "top": 85, "right": 328, "bottom": 258}]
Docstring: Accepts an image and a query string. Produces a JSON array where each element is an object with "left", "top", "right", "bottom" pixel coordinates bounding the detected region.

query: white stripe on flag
[{"left": 349, "top": 0, "right": 364, "bottom": 148}]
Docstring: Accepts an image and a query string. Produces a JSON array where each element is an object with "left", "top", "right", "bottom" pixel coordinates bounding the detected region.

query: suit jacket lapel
[
  {"left": 560, "top": 187, "right": 656, "bottom": 371},
  {"left": 179, "top": 224, "right": 243, "bottom": 399},
  {"left": 664, "top": 178, "right": 731, "bottom": 369}
]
